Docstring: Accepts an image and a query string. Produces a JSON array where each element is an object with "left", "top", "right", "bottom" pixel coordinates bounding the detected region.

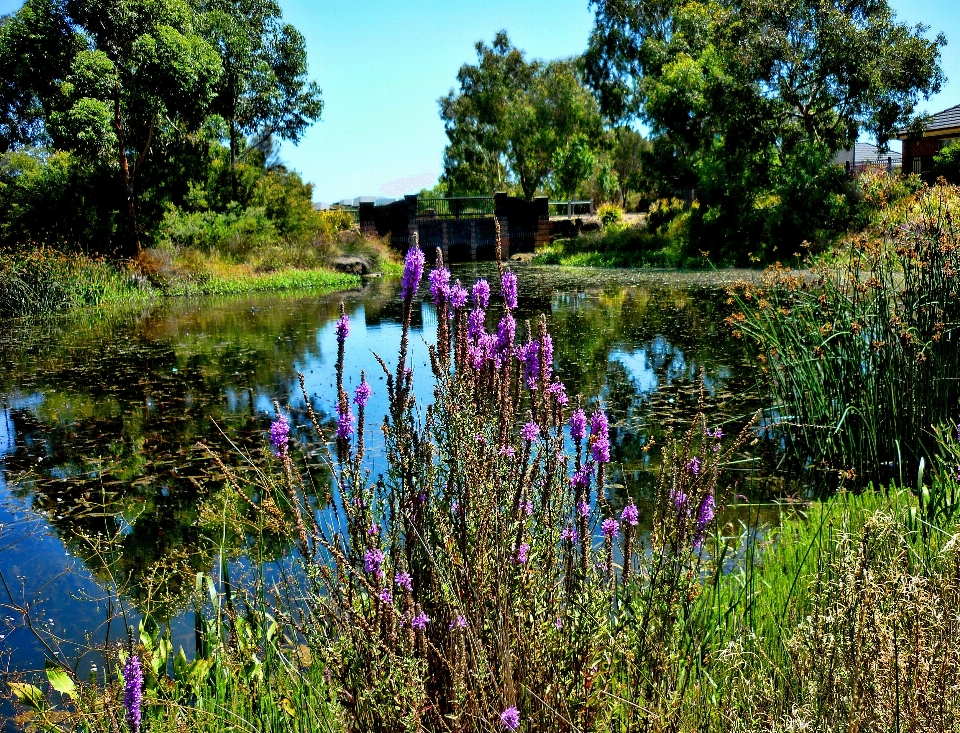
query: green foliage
[
  {"left": 933, "top": 143, "right": 960, "bottom": 183},
  {"left": 551, "top": 133, "right": 596, "bottom": 199},
  {"left": 440, "top": 31, "right": 603, "bottom": 199},
  {"left": 850, "top": 167, "right": 924, "bottom": 231},
  {"left": 596, "top": 202, "right": 624, "bottom": 228},
  {"left": 585, "top": 0, "right": 945, "bottom": 261},
  {"left": 534, "top": 223, "right": 685, "bottom": 268}
]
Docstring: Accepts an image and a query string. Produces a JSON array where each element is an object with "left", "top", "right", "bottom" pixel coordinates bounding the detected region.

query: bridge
[{"left": 358, "top": 193, "right": 593, "bottom": 263}]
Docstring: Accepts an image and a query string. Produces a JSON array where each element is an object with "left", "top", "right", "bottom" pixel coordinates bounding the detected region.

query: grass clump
[{"left": 0, "top": 248, "right": 151, "bottom": 317}]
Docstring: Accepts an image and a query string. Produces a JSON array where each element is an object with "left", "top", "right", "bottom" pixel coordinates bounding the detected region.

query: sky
[{"left": 0, "top": 0, "right": 959, "bottom": 203}]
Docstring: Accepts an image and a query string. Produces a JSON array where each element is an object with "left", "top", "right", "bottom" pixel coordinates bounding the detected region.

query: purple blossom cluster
[
  {"left": 621, "top": 501, "right": 639, "bottom": 526},
  {"left": 395, "top": 571, "right": 413, "bottom": 591},
  {"left": 561, "top": 523, "right": 579, "bottom": 543},
  {"left": 400, "top": 245, "right": 426, "bottom": 300},
  {"left": 694, "top": 493, "right": 716, "bottom": 549},
  {"left": 335, "top": 313, "right": 350, "bottom": 344},
  {"left": 602, "top": 517, "right": 619, "bottom": 539},
  {"left": 270, "top": 415, "right": 289, "bottom": 457},
  {"left": 354, "top": 381, "right": 372, "bottom": 408},
  {"left": 449, "top": 615, "right": 467, "bottom": 630},
  {"left": 449, "top": 281, "right": 468, "bottom": 310},
  {"left": 516, "top": 340, "right": 540, "bottom": 388},
  {"left": 411, "top": 612, "right": 430, "bottom": 630},
  {"left": 336, "top": 404, "right": 354, "bottom": 440},
  {"left": 570, "top": 409, "right": 587, "bottom": 442},
  {"left": 501, "top": 706, "right": 520, "bottom": 730},
  {"left": 364, "top": 548, "right": 385, "bottom": 578},
  {"left": 429, "top": 267, "right": 451, "bottom": 306},
  {"left": 547, "top": 380, "right": 568, "bottom": 405},
  {"left": 686, "top": 456, "right": 702, "bottom": 475},
  {"left": 513, "top": 542, "right": 530, "bottom": 564},
  {"left": 501, "top": 271, "right": 518, "bottom": 310},
  {"left": 521, "top": 421, "right": 540, "bottom": 442},
  {"left": 378, "top": 588, "right": 393, "bottom": 604},
  {"left": 472, "top": 279, "right": 491, "bottom": 308},
  {"left": 590, "top": 408, "right": 610, "bottom": 464},
  {"left": 123, "top": 652, "right": 143, "bottom": 733}
]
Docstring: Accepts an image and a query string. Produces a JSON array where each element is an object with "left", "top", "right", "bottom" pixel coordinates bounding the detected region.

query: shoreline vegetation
[{"left": 7, "top": 239, "right": 960, "bottom": 732}]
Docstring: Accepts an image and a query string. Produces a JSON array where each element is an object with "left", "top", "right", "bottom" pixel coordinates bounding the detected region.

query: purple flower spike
[
  {"left": 335, "top": 313, "right": 349, "bottom": 344},
  {"left": 270, "top": 415, "right": 290, "bottom": 457},
  {"left": 501, "top": 706, "right": 520, "bottom": 731},
  {"left": 468, "top": 308, "right": 486, "bottom": 339},
  {"left": 501, "top": 271, "right": 518, "bottom": 310},
  {"left": 449, "top": 615, "right": 467, "bottom": 630},
  {"left": 429, "top": 267, "right": 451, "bottom": 306},
  {"left": 577, "top": 500, "right": 591, "bottom": 518},
  {"left": 354, "top": 381, "right": 372, "bottom": 408},
  {"left": 621, "top": 501, "right": 639, "bottom": 526},
  {"left": 686, "top": 456, "right": 702, "bottom": 475},
  {"left": 541, "top": 333, "right": 553, "bottom": 382},
  {"left": 411, "top": 612, "right": 430, "bottom": 630},
  {"left": 602, "top": 517, "right": 619, "bottom": 539},
  {"left": 364, "top": 548, "right": 385, "bottom": 577},
  {"left": 516, "top": 340, "right": 540, "bottom": 387},
  {"left": 547, "top": 381, "right": 568, "bottom": 405},
  {"left": 336, "top": 404, "right": 354, "bottom": 439},
  {"left": 123, "top": 652, "right": 143, "bottom": 733},
  {"left": 521, "top": 421, "right": 540, "bottom": 442},
  {"left": 561, "top": 523, "right": 579, "bottom": 543},
  {"left": 472, "top": 279, "right": 490, "bottom": 309},
  {"left": 694, "top": 493, "right": 716, "bottom": 549},
  {"left": 449, "top": 281, "right": 468, "bottom": 310},
  {"left": 514, "top": 543, "right": 530, "bottom": 564},
  {"left": 671, "top": 488, "right": 690, "bottom": 515},
  {"left": 395, "top": 571, "right": 413, "bottom": 591},
  {"left": 379, "top": 588, "right": 393, "bottom": 604},
  {"left": 400, "top": 245, "right": 426, "bottom": 300},
  {"left": 591, "top": 437, "right": 611, "bottom": 464},
  {"left": 570, "top": 409, "right": 587, "bottom": 442}
]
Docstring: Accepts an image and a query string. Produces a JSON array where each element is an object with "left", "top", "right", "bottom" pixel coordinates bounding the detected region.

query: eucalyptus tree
[
  {"left": 199, "top": 0, "right": 323, "bottom": 201},
  {"left": 440, "top": 32, "right": 603, "bottom": 199}
]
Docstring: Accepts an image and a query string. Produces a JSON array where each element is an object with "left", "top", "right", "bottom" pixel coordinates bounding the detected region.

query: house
[
  {"left": 896, "top": 103, "right": 960, "bottom": 178},
  {"left": 832, "top": 142, "right": 901, "bottom": 175}
]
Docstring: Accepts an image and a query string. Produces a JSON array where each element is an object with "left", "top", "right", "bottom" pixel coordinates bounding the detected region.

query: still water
[{"left": 0, "top": 264, "right": 770, "bottom": 677}]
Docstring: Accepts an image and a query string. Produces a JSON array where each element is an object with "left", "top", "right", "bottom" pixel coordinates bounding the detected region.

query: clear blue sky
[{"left": 0, "top": 0, "right": 957, "bottom": 202}]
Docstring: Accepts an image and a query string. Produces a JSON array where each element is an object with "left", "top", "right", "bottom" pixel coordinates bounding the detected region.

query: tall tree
[
  {"left": 584, "top": 0, "right": 945, "bottom": 259},
  {"left": 1, "top": 0, "right": 224, "bottom": 255},
  {"left": 200, "top": 0, "right": 323, "bottom": 201},
  {"left": 440, "top": 32, "right": 602, "bottom": 199}
]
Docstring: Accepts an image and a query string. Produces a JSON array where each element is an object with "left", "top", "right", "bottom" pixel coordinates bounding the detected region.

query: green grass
[
  {"left": 533, "top": 224, "right": 688, "bottom": 268},
  {"left": 161, "top": 267, "right": 360, "bottom": 297}
]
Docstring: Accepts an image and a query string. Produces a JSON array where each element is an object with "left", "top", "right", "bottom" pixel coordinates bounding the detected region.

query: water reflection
[{"left": 0, "top": 265, "right": 769, "bottom": 671}]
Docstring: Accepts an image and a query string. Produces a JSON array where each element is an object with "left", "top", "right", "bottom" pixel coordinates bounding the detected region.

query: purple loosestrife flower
[
  {"left": 521, "top": 422, "right": 540, "bottom": 442},
  {"left": 501, "top": 706, "right": 520, "bottom": 730},
  {"left": 335, "top": 313, "right": 350, "bottom": 344},
  {"left": 501, "top": 271, "right": 518, "bottom": 310},
  {"left": 270, "top": 415, "right": 290, "bottom": 457},
  {"left": 514, "top": 543, "right": 530, "bottom": 564},
  {"left": 694, "top": 493, "right": 716, "bottom": 549},
  {"left": 395, "top": 571, "right": 413, "bottom": 591},
  {"left": 400, "top": 245, "right": 426, "bottom": 300},
  {"left": 671, "top": 489, "right": 690, "bottom": 515},
  {"left": 364, "top": 548, "right": 385, "bottom": 578},
  {"left": 336, "top": 405, "right": 354, "bottom": 439},
  {"left": 468, "top": 308, "right": 486, "bottom": 340},
  {"left": 516, "top": 340, "right": 539, "bottom": 387},
  {"left": 547, "top": 380, "right": 568, "bottom": 405},
  {"left": 379, "top": 588, "right": 393, "bottom": 604},
  {"left": 570, "top": 409, "right": 587, "bottom": 442},
  {"left": 449, "top": 281, "right": 468, "bottom": 310},
  {"left": 555, "top": 617, "right": 563, "bottom": 629},
  {"left": 561, "top": 523, "right": 579, "bottom": 543},
  {"left": 123, "top": 652, "right": 143, "bottom": 733},
  {"left": 411, "top": 612, "right": 430, "bottom": 630},
  {"left": 602, "top": 518, "right": 619, "bottom": 539},
  {"left": 495, "top": 315, "right": 516, "bottom": 364},
  {"left": 450, "top": 615, "right": 467, "bottom": 630},
  {"left": 429, "top": 267, "right": 451, "bottom": 306},
  {"left": 577, "top": 500, "right": 591, "bottom": 518},
  {"left": 541, "top": 333, "right": 553, "bottom": 382},
  {"left": 367, "top": 524, "right": 379, "bottom": 536},
  {"left": 621, "top": 501, "right": 639, "bottom": 526},
  {"left": 522, "top": 499, "right": 533, "bottom": 516},
  {"left": 591, "top": 436, "right": 611, "bottom": 464},
  {"left": 472, "top": 279, "right": 491, "bottom": 308},
  {"left": 571, "top": 465, "right": 592, "bottom": 490},
  {"left": 354, "top": 381, "right": 372, "bottom": 408},
  {"left": 591, "top": 408, "right": 609, "bottom": 441},
  {"left": 686, "top": 456, "right": 702, "bottom": 475}
]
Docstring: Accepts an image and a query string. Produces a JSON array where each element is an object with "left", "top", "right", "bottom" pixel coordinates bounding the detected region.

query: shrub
[{"left": 596, "top": 202, "right": 624, "bottom": 228}]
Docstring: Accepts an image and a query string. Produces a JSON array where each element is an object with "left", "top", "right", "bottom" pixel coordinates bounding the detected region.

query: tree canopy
[
  {"left": 440, "top": 32, "right": 603, "bottom": 199},
  {"left": 584, "top": 0, "right": 945, "bottom": 261},
  {"left": 0, "top": 0, "right": 322, "bottom": 256}
]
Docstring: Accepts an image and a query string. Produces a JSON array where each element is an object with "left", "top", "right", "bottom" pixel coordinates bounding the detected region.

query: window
[{"left": 940, "top": 137, "right": 960, "bottom": 149}]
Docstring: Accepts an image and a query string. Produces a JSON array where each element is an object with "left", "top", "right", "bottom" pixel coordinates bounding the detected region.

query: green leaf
[
  {"left": 45, "top": 663, "right": 76, "bottom": 698},
  {"left": 9, "top": 683, "right": 45, "bottom": 710}
]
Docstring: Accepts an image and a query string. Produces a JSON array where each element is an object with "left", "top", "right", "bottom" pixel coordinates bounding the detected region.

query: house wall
[{"left": 903, "top": 136, "right": 943, "bottom": 178}]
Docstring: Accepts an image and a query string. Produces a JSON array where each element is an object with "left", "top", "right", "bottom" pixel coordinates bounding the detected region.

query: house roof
[
  {"left": 897, "top": 103, "right": 960, "bottom": 138},
  {"left": 833, "top": 142, "right": 902, "bottom": 165}
]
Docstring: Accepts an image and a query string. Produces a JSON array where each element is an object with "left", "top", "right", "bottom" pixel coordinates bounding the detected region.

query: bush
[{"left": 596, "top": 202, "right": 624, "bottom": 228}]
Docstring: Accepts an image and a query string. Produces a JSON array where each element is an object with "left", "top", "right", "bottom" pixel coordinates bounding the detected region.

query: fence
[
  {"left": 417, "top": 196, "right": 496, "bottom": 219},
  {"left": 548, "top": 200, "right": 594, "bottom": 217}
]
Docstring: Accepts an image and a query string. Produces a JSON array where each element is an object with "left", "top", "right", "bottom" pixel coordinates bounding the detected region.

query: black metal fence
[
  {"left": 548, "top": 200, "right": 594, "bottom": 217},
  {"left": 417, "top": 196, "right": 496, "bottom": 219}
]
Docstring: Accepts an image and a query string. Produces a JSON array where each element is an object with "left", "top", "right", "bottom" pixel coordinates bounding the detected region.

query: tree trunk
[{"left": 114, "top": 92, "right": 141, "bottom": 259}]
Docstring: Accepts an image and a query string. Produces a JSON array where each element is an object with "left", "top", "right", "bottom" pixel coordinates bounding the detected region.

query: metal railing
[
  {"left": 417, "top": 196, "right": 496, "bottom": 219},
  {"left": 548, "top": 200, "right": 594, "bottom": 217}
]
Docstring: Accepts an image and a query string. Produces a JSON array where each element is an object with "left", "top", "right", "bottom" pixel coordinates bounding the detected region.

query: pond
[{"left": 0, "top": 264, "right": 778, "bottom": 683}]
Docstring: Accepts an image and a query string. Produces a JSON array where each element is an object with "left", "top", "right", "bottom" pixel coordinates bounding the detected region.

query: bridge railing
[
  {"left": 417, "top": 196, "right": 496, "bottom": 219},
  {"left": 548, "top": 200, "right": 594, "bottom": 217}
]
